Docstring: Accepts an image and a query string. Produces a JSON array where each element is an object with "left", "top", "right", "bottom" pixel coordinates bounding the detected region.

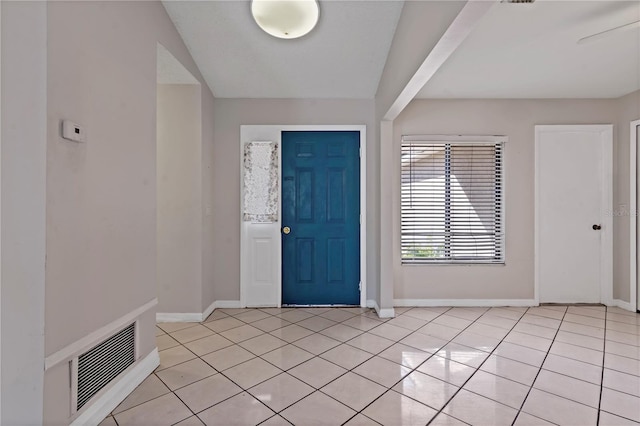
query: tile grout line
[
  {"left": 336, "top": 306, "right": 519, "bottom": 425},
  {"left": 419, "top": 307, "right": 530, "bottom": 426},
  {"left": 117, "top": 308, "right": 444, "bottom": 424},
  {"left": 241, "top": 306, "right": 457, "bottom": 425},
  {"left": 119, "top": 306, "right": 637, "bottom": 426},
  {"left": 169, "top": 381, "right": 201, "bottom": 425},
  {"left": 395, "top": 308, "right": 526, "bottom": 406},
  {"left": 118, "top": 312, "right": 381, "bottom": 425},
  {"left": 240, "top": 308, "right": 390, "bottom": 425},
  {"left": 268, "top": 307, "right": 455, "bottom": 424},
  {"left": 118, "top": 308, "right": 291, "bottom": 422},
  {"left": 153, "top": 307, "right": 517, "bottom": 415},
  {"left": 177, "top": 308, "right": 379, "bottom": 424},
  {"left": 159, "top": 330, "right": 228, "bottom": 425},
  {"left": 334, "top": 307, "right": 462, "bottom": 425},
  {"left": 163, "top": 308, "right": 346, "bottom": 424},
  {"left": 194, "top": 310, "right": 361, "bottom": 422},
  {"left": 516, "top": 308, "right": 638, "bottom": 424},
  {"left": 350, "top": 306, "right": 487, "bottom": 426},
  {"left": 113, "top": 346, "right": 203, "bottom": 419},
  {"left": 510, "top": 306, "right": 569, "bottom": 426},
  {"left": 595, "top": 305, "right": 607, "bottom": 426}
]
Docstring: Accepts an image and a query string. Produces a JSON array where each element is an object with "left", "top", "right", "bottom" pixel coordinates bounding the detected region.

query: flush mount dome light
[{"left": 251, "top": 0, "right": 320, "bottom": 39}]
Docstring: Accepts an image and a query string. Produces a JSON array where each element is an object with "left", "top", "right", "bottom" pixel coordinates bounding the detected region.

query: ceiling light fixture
[{"left": 251, "top": 0, "right": 320, "bottom": 39}]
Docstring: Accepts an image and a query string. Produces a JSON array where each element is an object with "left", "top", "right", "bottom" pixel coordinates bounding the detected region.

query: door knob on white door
[{"left": 592, "top": 224, "right": 602, "bottom": 230}]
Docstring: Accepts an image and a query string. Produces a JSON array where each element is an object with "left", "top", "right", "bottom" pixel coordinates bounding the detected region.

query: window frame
[{"left": 400, "top": 134, "right": 506, "bottom": 265}]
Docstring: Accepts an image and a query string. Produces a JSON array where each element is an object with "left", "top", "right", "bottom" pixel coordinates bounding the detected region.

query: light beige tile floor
[{"left": 102, "top": 305, "right": 640, "bottom": 425}]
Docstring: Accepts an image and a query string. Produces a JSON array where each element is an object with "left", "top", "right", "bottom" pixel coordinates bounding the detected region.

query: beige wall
[
  {"left": 1, "top": 2, "right": 47, "bottom": 423},
  {"left": 212, "top": 99, "right": 378, "bottom": 302},
  {"left": 157, "top": 84, "right": 203, "bottom": 314},
  {"left": 44, "top": 2, "right": 215, "bottom": 423},
  {"left": 392, "top": 98, "right": 625, "bottom": 301},
  {"left": 613, "top": 90, "right": 640, "bottom": 302}
]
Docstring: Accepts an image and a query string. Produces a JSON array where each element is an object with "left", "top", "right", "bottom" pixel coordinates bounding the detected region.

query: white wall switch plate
[{"left": 62, "top": 120, "right": 85, "bottom": 143}]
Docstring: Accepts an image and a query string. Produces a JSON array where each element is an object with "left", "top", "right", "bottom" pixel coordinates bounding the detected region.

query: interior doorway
[{"left": 156, "top": 44, "right": 203, "bottom": 317}]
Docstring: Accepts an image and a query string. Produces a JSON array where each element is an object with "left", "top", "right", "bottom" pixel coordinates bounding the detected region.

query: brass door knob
[{"left": 282, "top": 226, "right": 291, "bottom": 234}]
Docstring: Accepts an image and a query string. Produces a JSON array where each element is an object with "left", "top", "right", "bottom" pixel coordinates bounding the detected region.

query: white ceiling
[
  {"left": 418, "top": 1, "right": 640, "bottom": 99},
  {"left": 163, "top": 1, "right": 640, "bottom": 101},
  {"left": 162, "top": 0, "right": 404, "bottom": 98}
]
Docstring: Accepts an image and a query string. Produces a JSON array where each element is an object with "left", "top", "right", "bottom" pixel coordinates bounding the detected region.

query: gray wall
[
  {"left": 212, "top": 99, "right": 378, "bottom": 303},
  {"left": 392, "top": 98, "right": 631, "bottom": 301},
  {"left": 157, "top": 84, "right": 203, "bottom": 314},
  {"left": 43, "top": 1, "right": 215, "bottom": 423},
  {"left": 1, "top": 2, "right": 47, "bottom": 423}
]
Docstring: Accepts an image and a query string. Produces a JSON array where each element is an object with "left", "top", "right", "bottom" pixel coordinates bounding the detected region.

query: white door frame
[
  {"left": 0, "top": 3, "right": 3, "bottom": 418},
  {"left": 630, "top": 119, "right": 640, "bottom": 312},
  {"left": 534, "top": 124, "right": 613, "bottom": 305},
  {"left": 240, "top": 125, "right": 367, "bottom": 308}
]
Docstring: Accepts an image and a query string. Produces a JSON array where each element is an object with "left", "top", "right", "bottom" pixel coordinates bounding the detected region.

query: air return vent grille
[{"left": 76, "top": 323, "right": 135, "bottom": 410}]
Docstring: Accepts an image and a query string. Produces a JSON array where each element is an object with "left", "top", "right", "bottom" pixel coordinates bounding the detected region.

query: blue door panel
[
  {"left": 327, "top": 169, "right": 346, "bottom": 222},
  {"left": 296, "top": 238, "right": 314, "bottom": 283},
  {"left": 296, "top": 169, "right": 314, "bottom": 221},
  {"left": 327, "top": 238, "right": 345, "bottom": 283},
  {"left": 282, "top": 131, "right": 360, "bottom": 305}
]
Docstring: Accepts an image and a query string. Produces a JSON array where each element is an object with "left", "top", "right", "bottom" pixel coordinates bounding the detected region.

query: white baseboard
[
  {"left": 611, "top": 299, "right": 636, "bottom": 312},
  {"left": 377, "top": 307, "right": 396, "bottom": 318},
  {"left": 71, "top": 349, "right": 159, "bottom": 426},
  {"left": 214, "top": 300, "right": 242, "bottom": 309},
  {"left": 366, "top": 299, "right": 395, "bottom": 319},
  {"left": 201, "top": 300, "right": 216, "bottom": 321},
  {"left": 393, "top": 298, "right": 538, "bottom": 308},
  {"left": 157, "top": 300, "right": 242, "bottom": 323},
  {"left": 156, "top": 312, "right": 203, "bottom": 323}
]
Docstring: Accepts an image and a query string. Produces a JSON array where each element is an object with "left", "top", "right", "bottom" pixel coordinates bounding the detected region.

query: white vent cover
[{"left": 75, "top": 323, "right": 136, "bottom": 411}]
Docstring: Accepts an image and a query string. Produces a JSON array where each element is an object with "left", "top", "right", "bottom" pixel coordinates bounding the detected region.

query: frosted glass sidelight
[{"left": 243, "top": 141, "right": 279, "bottom": 222}]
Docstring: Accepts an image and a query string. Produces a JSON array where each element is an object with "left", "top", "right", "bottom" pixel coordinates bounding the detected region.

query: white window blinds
[{"left": 401, "top": 137, "right": 504, "bottom": 264}]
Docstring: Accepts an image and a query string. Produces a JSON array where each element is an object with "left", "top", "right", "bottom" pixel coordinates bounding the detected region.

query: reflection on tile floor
[{"left": 103, "top": 305, "right": 640, "bottom": 425}]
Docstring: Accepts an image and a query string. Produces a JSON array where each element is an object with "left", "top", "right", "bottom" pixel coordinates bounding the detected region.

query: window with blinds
[{"left": 401, "top": 137, "right": 505, "bottom": 264}]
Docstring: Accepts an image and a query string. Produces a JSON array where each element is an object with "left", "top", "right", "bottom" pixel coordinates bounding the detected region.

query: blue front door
[{"left": 282, "top": 131, "right": 361, "bottom": 305}]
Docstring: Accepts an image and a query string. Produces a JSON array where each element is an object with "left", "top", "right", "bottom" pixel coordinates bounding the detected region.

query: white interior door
[{"left": 536, "top": 125, "right": 612, "bottom": 304}]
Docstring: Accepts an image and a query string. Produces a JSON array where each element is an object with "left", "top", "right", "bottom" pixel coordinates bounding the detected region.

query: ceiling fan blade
[{"left": 578, "top": 19, "right": 640, "bottom": 45}]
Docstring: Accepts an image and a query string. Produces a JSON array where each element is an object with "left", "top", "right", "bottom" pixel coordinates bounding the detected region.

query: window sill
[{"left": 401, "top": 262, "right": 506, "bottom": 266}]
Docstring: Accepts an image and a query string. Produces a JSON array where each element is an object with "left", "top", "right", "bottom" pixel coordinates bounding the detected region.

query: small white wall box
[{"left": 62, "top": 120, "right": 85, "bottom": 143}]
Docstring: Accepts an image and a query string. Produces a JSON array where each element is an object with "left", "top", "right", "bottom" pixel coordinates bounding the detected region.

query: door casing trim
[
  {"left": 534, "top": 124, "right": 613, "bottom": 305},
  {"left": 629, "top": 119, "right": 640, "bottom": 312},
  {"left": 240, "top": 125, "right": 367, "bottom": 308}
]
